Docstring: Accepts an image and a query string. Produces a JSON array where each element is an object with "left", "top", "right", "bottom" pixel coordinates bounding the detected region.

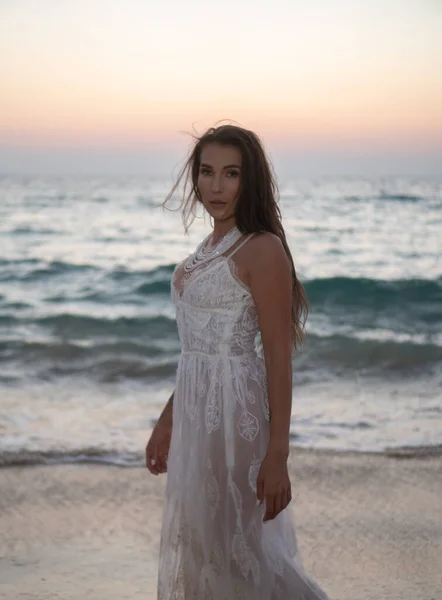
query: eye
[
  {"left": 200, "top": 168, "right": 211, "bottom": 176},
  {"left": 227, "top": 170, "right": 240, "bottom": 178}
]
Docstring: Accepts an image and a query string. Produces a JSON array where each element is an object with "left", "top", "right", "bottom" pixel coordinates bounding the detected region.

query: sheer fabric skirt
[{"left": 157, "top": 352, "right": 329, "bottom": 600}]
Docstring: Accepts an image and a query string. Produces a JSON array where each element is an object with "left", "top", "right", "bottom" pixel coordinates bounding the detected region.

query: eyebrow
[{"left": 200, "top": 163, "right": 241, "bottom": 169}]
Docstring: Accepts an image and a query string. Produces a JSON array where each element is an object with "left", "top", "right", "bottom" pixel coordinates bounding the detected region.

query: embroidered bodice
[{"left": 171, "top": 240, "right": 263, "bottom": 358}]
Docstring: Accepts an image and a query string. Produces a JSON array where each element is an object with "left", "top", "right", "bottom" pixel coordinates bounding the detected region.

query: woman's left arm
[{"left": 248, "top": 232, "right": 294, "bottom": 521}]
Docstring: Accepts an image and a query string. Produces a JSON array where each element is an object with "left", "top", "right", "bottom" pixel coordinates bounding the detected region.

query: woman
[{"left": 146, "top": 124, "right": 329, "bottom": 599}]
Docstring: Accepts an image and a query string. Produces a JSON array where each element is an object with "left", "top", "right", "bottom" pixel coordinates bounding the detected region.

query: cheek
[
  {"left": 228, "top": 178, "right": 241, "bottom": 201},
  {"left": 197, "top": 176, "right": 209, "bottom": 199}
]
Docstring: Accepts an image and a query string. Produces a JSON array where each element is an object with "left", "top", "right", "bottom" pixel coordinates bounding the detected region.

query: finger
[
  {"left": 146, "top": 444, "right": 160, "bottom": 475},
  {"left": 160, "top": 438, "right": 171, "bottom": 473},
  {"left": 256, "top": 478, "right": 264, "bottom": 505},
  {"left": 157, "top": 452, "right": 168, "bottom": 473},
  {"left": 146, "top": 454, "right": 156, "bottom": 475},
  {"left": 287, "top": 486, "right": 292, "bottom": 505},
  {"left": 280, "top": 488, "right": 289, "bottom": 512},
  {"left": 264, "top": 494, "right": 275, "bottom": 522},
  {"left": 156, "top": 456, "right": 165, "bottom": 473},
  {"left": 145, "top": 444, "right": 153, "bottom": 472},
  {"left": 162, "top": 455, "right": 168, "bottom": 473},
  {"left": 279, "top": 487, "right": 289, "bottom": 512},
  {"left": 150, "top": 460, "right": 160, "bottom": 475},
  {"left": 273, "top": 493, "right": 282, "bottom": 519},
  {"left": 152, "top": 443, "right": 162, "bottom": 474}
]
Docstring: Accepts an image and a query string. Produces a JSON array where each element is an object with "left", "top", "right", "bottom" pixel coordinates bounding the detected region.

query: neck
[{"left": 210, "top": 217, "right": 237, "bottom": 247}]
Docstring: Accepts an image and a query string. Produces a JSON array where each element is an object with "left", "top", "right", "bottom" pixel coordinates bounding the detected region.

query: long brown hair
[{"left": 162, "top": 123, "right": 309, "bottom": 349}]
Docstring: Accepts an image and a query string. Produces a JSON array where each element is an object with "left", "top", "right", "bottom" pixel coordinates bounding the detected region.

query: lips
[{"left": 210, "top": 201, "right": 226, "bottom": 206}]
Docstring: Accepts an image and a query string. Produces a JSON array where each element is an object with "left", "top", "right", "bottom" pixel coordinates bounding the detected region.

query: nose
[{"left": 211, "top": 175, "right": 223, "bottom": 193}]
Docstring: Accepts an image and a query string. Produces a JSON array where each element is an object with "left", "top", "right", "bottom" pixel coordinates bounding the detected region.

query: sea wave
[
  {"left": 1, "top": 258, "right": 440, "bottom": 315},
  {"left": 379, "top": 192, "right": 427, "bottom": 202},
  {"left": 0, "top": 330, "right": 440, "bottom": 383},
  {"left": 378, "top": 193, "right": 424, "bottom": 202},
  {"left": 0, "top": 259, "right": 99, "bottom": 282},
  {"left": 33, "top": 313, "right": 177, "bottom": 338},
  {"left": 1, "top": 261, "right": 441, "bottom": 381},
  {"left": 345, "top": 193, "right": 429, "bottom": 203},
  {"left": 300, "top": 334, "right": 442, "bottom": 373},
  {"left": 305, "top": 276, "right": 442, "bottom": 316},
  {"left": 0, "top": 448, "right": 143, "bottom": 468}
]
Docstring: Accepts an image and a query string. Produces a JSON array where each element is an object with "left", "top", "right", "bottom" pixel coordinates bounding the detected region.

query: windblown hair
[{"left": 162, "top": 123, "right": 309, "bottom": 349}]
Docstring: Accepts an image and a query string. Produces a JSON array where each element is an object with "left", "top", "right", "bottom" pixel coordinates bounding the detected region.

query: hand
[
  {"left": 256, "top": 450, "right": 292, "bottom": 522},
  {"left": 145, "top": 417, "right": 172, "bottom": 476}
]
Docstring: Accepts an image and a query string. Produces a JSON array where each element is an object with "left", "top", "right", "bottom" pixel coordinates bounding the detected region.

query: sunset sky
[{"left": 1, "top": 0, "right": 441, "bottom": 176}]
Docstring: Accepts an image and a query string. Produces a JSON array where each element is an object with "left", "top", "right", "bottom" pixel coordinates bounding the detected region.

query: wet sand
[{"left": 1, "top": 448, "right": 441, "bottom": 600}]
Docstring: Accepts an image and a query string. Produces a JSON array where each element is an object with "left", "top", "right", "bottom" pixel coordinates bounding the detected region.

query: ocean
[{"left": 0, "top": 174, "right": 441, "bottom": 467}]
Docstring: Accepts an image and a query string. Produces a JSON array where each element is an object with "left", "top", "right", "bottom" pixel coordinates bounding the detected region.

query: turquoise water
[{"left": 0, "top": 175, "right": 441, "bottom": 465}]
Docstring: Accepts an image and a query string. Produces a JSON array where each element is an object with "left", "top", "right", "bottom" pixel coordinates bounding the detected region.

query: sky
[{"left": 0, "top": 0, "right": 441, "bottom": 176}]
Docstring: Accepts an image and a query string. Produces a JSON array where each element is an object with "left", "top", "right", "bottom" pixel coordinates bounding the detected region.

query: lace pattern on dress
[{"left": 157, "top": 234, "right": 329, "bottom": 600}]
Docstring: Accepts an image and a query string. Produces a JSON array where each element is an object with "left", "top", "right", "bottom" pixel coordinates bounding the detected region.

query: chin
[
  {"left": 206, "top": 207, "right": 227, "bottom": 218},
  {"left": 211, "top": 208, "right": 228, "bottom": 217},
  {"left": 210, "top": 205, "right": 234, "bottom": 216}
]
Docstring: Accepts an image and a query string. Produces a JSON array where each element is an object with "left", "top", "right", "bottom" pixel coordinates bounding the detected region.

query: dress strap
[{"left": 225, "top": 233, "right": 255, "bottom": 259}]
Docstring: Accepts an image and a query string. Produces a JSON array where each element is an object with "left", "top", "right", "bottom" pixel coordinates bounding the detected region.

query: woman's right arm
[
  {"left": 145, "top": 389, "right": 174, "bottom": 475},
  {"left": 159, "top": 389, "right": 174, "bottom": 424}
]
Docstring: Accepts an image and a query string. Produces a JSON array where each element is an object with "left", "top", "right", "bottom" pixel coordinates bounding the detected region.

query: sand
[{"left": 1, "top": 448, "right": 441, "bottom": 600}]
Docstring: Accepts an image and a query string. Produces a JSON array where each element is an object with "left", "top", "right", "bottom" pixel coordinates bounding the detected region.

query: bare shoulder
[
  {"left": 245, "top": 232, "right": 289, "bottom": 271},
  {"left": 233, "top": 232, "right": 289, "bottom": 289},
  {"left": 248, "top": 231, "right": 284, "bottom": 254},
  {"left": 245, "top": 232, "right": 292, "bottom": 328}
]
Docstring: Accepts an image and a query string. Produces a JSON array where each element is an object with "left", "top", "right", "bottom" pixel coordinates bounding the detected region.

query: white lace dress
[{"left": 157, "top": 233, "right": 329, "bottom": 600}]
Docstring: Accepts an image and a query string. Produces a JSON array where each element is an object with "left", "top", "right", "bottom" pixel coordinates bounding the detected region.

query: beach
[
  {"left": 1, "top": 177, "right": 441, "bottom": 599},
  {"left": 1, "top": 448, "right": 441, "bottom": 600}
]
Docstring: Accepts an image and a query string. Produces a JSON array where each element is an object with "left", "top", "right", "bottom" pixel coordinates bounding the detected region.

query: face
[{"left": 197, "top": 143, "right": 242, "bottom": 223}]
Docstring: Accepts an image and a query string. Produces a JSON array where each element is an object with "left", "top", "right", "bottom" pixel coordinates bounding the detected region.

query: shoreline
[
  {"left": 1, "top": 450, "right": 441, "bottom": 599},
  {"left": 1, "top": 442, "right": 442, "bottom": 469}
]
